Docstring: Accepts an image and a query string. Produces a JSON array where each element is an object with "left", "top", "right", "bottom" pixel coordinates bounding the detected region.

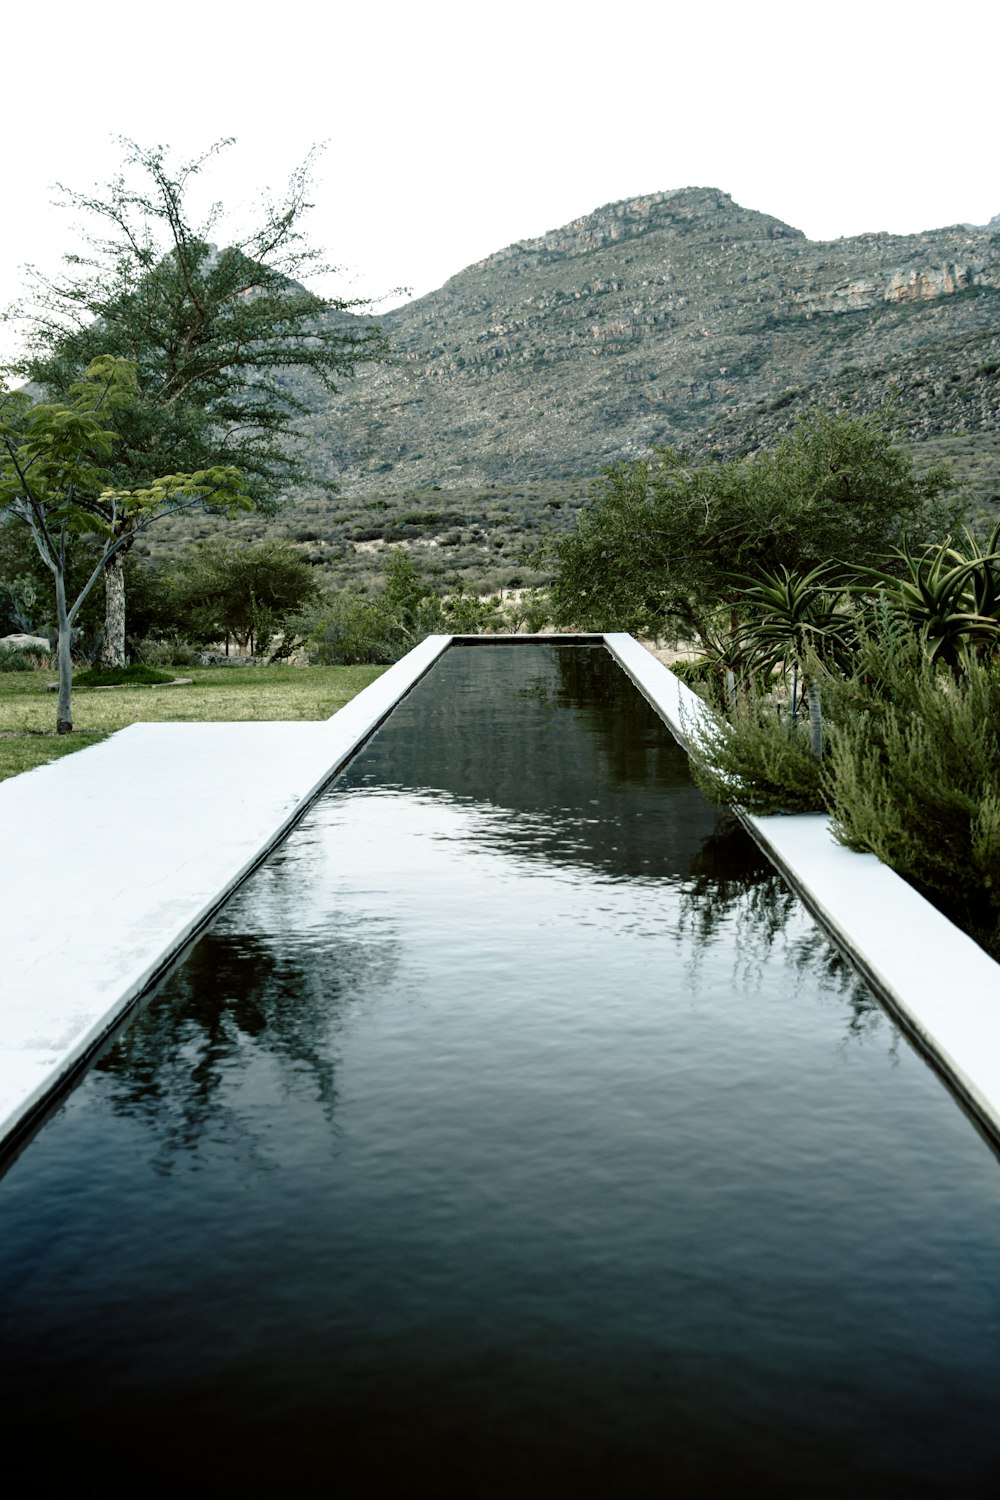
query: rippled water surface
[{"left": 3, "top": 645, "right": 1000, "bottom": 1492}]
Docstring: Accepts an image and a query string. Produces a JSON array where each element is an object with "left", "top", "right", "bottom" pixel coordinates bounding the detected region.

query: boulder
[{"left": 1, "top": 633, "right": 51, "bottom": 653}]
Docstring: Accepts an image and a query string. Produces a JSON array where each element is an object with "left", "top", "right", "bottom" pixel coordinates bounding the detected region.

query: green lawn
[{"left": 0, "top": 663, "right": 387, "bottom": 783}]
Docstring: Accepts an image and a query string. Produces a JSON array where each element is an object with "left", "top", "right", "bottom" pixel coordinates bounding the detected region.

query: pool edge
[
  {"left": 0, "top": 634, "right": 451, "bottom": 1161},
  {"left": 604, "top": 632, "right": 1000, "bottom": 1149}
]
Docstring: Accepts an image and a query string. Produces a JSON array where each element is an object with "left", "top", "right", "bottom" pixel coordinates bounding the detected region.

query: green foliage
[
  {"left": 7, "top": 139, "right": 386, "bottom": 502},
  {"left": 823, "top": 643, "right": 1000, "bottom": 958},
  {"left": 304, "top": 590, "right": 406, "bottom": 666},
  {"left": 132, "top": 635, "right": 200, "bottom": 668},
  {"left": 2, "top": 358, "right": 250, "bottom": 543},
  {"left": 4, "top": 139, "right": 387, "bottom": 669},
  {"left": 856, "top": 529, "right": 1000, "bottom": 671},
  {"left": 169, "top": 539, "right": 320, "bottom": 656},
  {"left": 666, "top": 656, "right": 715, "bottom": 687},
  {"left": 549, "top": 412, "right": 957, "bottom": 639},
  {"left": 733, "top": 564, "right": 855, "bottom": 677},
  {"left": 0, "top": 513, "right": 95, "bottom": 640},
  {"left": 441, "top": 588, "right": 500, "bottom": 633},
  {"left": 0, "top": 644, "right": 40, "bottom": 671},
  {"left": 687, "top": 694, "right": 827, "bottom": 815},
  {"left": 685, "top": 607, "right": 1000, "bottom": 957},
  {"left": 302, "top": 549, "right": 549, "bottom": 665},
  {"left": 303, "top": 549, "right": 445, "bottom": 666},
  {"left": 0, "top": 354, "right": 251, "bottom": 728}
]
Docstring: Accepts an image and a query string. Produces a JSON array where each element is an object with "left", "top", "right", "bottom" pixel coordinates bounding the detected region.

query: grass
[
  {"left": 0, "top": 663, "right": 387, "bottom": 783},
  {"left": 74, "top": 663, "right": 176, "bottom": 687}
]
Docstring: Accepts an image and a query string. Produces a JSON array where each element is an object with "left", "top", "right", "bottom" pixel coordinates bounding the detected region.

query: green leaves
[
  {"left": 550, "top": 412, "right": 958, "bottom": 641},
  {"left": 7, "top": 139, "right": 388, "bottom": 501},
  {"left": 729, "top": 563, "right": 856, "bottom": 681},
  {"left": 104, "top": 465, "right": 252, "bottom": 520},
  {"left": 858, "top": 536, "right": 1000, "bottom": 671}
]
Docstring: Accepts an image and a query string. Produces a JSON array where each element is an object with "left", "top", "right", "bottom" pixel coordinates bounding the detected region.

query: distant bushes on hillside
[{"left": 299, "top": 550, "right": 551, "bottom": 665}]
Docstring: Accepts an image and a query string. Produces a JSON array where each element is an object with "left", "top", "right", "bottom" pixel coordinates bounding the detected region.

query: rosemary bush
[
  {"left": 823, "top": 647, "right": 1000, "bottom": 958},
  {"left": 687, "top": 694, "right": 826, "bottom": 814}
]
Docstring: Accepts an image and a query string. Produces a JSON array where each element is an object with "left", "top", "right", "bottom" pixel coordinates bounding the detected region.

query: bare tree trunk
[
  {"left": 55, "top": 569, "right": 73, "bottom": 734},
  {"left": 100, "top": 549, "right": 127, "bottom": 668},
  {"left": 807, "top": 681, "right": 823, "bottom": 758}
]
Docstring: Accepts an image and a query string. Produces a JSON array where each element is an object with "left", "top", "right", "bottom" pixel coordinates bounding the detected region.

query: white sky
[{"left": 2, "top": 0, "right": 997, "bottom": 360}]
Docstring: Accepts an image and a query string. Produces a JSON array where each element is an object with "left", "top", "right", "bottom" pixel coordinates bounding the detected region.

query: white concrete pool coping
[
  {"left": 605, "top": 632, "right": 1000, "bottom": 1147},
  {"left": 1, "top": 631, "right": 998, "bottom": 1158}
]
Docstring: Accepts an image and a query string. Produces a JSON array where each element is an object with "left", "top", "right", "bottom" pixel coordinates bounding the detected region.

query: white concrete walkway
[{"left": 0, "top": 635, "right": 449, "bottom": 1151}]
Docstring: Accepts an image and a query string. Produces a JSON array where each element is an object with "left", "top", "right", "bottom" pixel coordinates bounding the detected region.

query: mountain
[
  {"left": 141, "top": 188, "right": 1000, "bottom": 595},
  {"left": 299, "top": 186, "right": 1000, "bottom": 495}
]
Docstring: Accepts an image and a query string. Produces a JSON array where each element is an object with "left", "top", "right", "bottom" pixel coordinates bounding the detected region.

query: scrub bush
[
  {"left": 0, "top": 644, "right": 44, "bottom": 671},
  {"left": 686, "top": 694, "right": 826, "bottom": 814},
  {"left": 823, "top": 645, "right": 1000, "bottom": 958}
]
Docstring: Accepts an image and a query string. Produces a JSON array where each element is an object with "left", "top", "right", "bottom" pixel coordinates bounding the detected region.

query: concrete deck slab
[
  {"left": 0, "top": 634, "right": 449, "bottom": 1151},
  {"left": 605, "top": 633, "right": 1000, "bottom": 1144}
]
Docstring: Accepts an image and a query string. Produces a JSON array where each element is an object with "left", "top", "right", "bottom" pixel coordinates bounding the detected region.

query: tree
[
  {"left": 3, "top": 138, "right": 387, "bottom": 666},
  {"left": 549, "top": 412, "right": 959, "bottom": 642},
  {"left": 171, "top": 539, "right": 320, "bottom": 656},
  {"left": 0, "top": 356, "right": 249, "bottom": 731}
]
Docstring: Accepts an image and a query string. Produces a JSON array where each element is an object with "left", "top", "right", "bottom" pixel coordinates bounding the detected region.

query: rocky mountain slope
[
  {"left": 300, "top": 186, "right": 1000, "bottom": 495},
  {"left": 141, "top": 188, "right": 1000, "bottom": 595}
]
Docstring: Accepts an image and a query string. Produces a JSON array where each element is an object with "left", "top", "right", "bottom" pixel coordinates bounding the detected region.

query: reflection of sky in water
[{"left": 2, "top": 645, "right": 1000, "bottom": 1491}]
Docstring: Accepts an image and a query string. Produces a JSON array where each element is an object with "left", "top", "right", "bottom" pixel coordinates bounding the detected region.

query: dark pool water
[{"left": 3, "top": 645, "right": 1000, "bottom": 1493}]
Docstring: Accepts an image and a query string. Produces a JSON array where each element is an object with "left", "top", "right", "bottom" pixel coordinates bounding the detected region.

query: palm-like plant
[
  {"left": 859, "top": 536, "right": 1000, "bottom": 673},
  {"left": 949, "top": 521, "right": 1000, "bottom": 624},
  {"left": 728, "top": 564, "right": 856, "bottom": 757},
  {"left": 733, "top": 564, "right": 855, "bottom": 675}
]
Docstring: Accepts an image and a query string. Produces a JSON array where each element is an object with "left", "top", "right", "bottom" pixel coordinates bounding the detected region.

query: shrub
[
  {"left": 686, "top": 693, "right": 827, "bottom": 814},
  {"left": 824, "top": 649, "right": 1000, "bottom": 958},
  {"left": 303, "top": 592, "right": 418, "bottom": 666},
  {"left": 0, "top": 644, "right": 40, "bottom": 672},
  {"left": 0, "top": 642, "right": 52, "bottom": 672},
  {"left": 669, "top": 656, "right": 715, "bottom": 687},
  {"left": 133, "top": 636, "right": 200, "bottom": 667}
]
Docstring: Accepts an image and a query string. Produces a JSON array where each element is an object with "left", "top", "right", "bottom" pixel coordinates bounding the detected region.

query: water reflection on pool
[{"left": 2, "top": 645, "right": 999, "bottom": 1491}]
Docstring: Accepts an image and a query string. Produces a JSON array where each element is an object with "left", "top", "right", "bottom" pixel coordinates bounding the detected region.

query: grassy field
[{"left": 0, "top": 663, "right": 387, "bottom": 783}]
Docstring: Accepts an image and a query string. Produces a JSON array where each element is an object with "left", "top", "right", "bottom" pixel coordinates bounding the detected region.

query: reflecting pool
[{"left": 3, "top": 645, "right": 1000, "bottom": 1491}]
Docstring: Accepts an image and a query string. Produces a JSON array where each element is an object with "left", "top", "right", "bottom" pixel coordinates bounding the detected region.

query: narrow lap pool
[{"left": 3, "top": 644, "right": 1000, "bottom": 1492}]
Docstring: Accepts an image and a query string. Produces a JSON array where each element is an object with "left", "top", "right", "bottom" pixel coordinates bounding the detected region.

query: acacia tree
[
  {"left": 549, "top": 412, "right": 959, "bottom": 642},
  {"left": 3, "top": 137, "right": 387, "bottom": 666},
  {"left": 171, "top": 539, "right": 319, "bottom": 656},
  {"left": 0, "top": 357, "right": 249, "bottom": 731}
]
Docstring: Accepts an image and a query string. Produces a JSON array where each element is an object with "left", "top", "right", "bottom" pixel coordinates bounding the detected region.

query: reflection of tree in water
[
  {"left": 94, "top": 910, "right": 399, "bottom": 1168},
  {"left": 351, "top": 644, "right": 726, "bottom": 883},
  {"left": 679, "top": 814, "right": 891, "bottom": 1046},
  {"left": 679, "top": 815, "right": 791, "bottom": 945},
  {"left": 549, "top": 646, "right": 695, "bottom": 793}
]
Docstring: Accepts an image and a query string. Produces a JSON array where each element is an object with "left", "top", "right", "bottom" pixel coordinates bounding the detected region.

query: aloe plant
[
  {"left": 858, "top": 536, "right": 1000, "bottom": 673},
  {"left": 726, "top": 564, "right": 856, "bottom": 753},
  {"left": 732, "top": 564, "right": 854, "bottom": 668}
]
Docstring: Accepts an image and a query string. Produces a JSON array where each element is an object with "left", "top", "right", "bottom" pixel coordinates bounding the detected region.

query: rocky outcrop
[
  {"left": 288, "top": 187, "right": 1000, "bottom": 494},
  {"left": 1, "top": 633, "right": 51, "bottom": 653}
]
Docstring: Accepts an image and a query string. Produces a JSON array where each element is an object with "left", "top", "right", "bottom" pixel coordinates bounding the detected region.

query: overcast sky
[{"left": 2, "top": 0, "right": 996, "bottom": 359}]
